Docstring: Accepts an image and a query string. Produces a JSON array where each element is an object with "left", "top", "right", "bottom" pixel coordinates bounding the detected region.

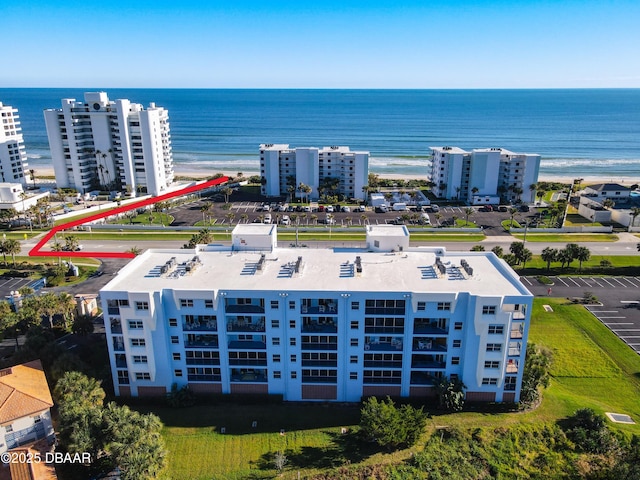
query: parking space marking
[
  {"left": 599, "top": 277, "right": 617, "bottom": 287},
  {"left": 553, "top": 277, "right": 569, "bottom": 287},
  {"left": 589, "top": 278, "right": 605, "bottom": 287},
  {"left": 606, "top": 322, "right": 633, "bottom": 326},
  {"left": 612, "top": 277, "right": 628, "bottom": 287},
  {"left": 599, "top": 316, "right": 626, "bottom": 319},
  {"left": 567, "top": 277, "right": 581, "bottom": 287},
  {"left": 580, "top": 277, "right": 597, "bottom": 287},
  {"left": 623, "top": 277, "right": 640, "bottom": 287},
  {"left": 521, "top": 277, "right": 533, "bottom": 285}
]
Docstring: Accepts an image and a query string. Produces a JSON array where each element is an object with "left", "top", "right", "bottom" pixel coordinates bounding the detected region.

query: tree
[
  {"left": 541, "top": 247, "right": 558, "bottom": 271},
  {"left": 602, "top": 198, "right": 615, "bottom": 209},
  {"left": 274, "top": 451, "right": 288, "bottom": 475},
  {"left": 2, "top": 239, "right": 21, "bottom": 267},
  {"left": 564, "top": 243, "right": 580, "bottom": 269},
  {"left": 435, "top": 376, "right": 466, "bottom": 412},
  {"left": 297, "top": 183, "right": 311, "bottom": 203},
  {"left": 519, "top": 343, "right": 551, "bottom": 409},
  {"left": 509, "top": 207, "right": 518, "bottom": 228},
  {"left": 629, "top": 207, "right": 640, "bottom": 232},
  {"left": 29, "top": 169, "right": 36, "bottom": 189},
  {"left": 470, "top": 245, "right": 485, "bottom": 251},
  {"left": 463, "top": 207, "right": 474, "bottom": 225},
  {"left": 509, "top": 242, "right": 525, "bottom": 264},
  {"left": 575, "top": 246, "right": 591, "bottom": 272},
  {"left": 64, "top": 235, "right": 80, "bottom": 252},
  {"left": 221, "top": 186, "right": 233, "bottom": 203},
  {"left": 126, "top": 246, "right": 142, "bottom": 256},
  {"left": 565, "top": 408, "right": 616, "bottom": 454},
  {"left": 491, "top": 246, "right": 504, "bottom": 258},
  {"left": 360, "top": 396, "right": 427, "bottom": 451}
]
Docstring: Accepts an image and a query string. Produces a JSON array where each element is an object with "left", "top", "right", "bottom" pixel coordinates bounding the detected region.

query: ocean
[{"left": 1, "top": 88, "right": 639, "bottom": 180}]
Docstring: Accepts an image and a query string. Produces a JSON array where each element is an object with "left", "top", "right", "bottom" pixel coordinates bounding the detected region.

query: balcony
[
  {"left": 186, "top": 358, "right": 220, "bottom": 366},
  {"left": 410, "top": 372, "right": 440, "bottom": 385},
  {"left": 183, "top": 319, "right": 218, "bottom": 332},
  {"left": 225, "top": 302, "right": 265, "bottom": 314},
  {"left": 227, "top": 335, "right": 266, "bottom": 350},
  {"left": 364, "top": 307, "right": 405, "bottom": 316},
  {"left": 364, "top": 324, "right": 405, "bottom": 335},
  {"left": 412, "top": 338, "right": 447, "bottom": 352},
  {"left": 226, "top": 317, "right": 265, "bottom": 332},
  {"left": 301, "top": 359, "right": 338, "bottom": 367},
  {"left": 506, "top": 359, "right": 519, "bottom": 373},
  {"left": 510, "top": 324, "right": 524, "bottom": 339},
  {"left": 188, "top": 373, "right": 222, "bottom": 382},
  {"left": 301, "top": 300, "right": 338, "bottom": 315},
  {"left": 230, "top": 369, "right": 267, "bottom": 383},
  {"left": 363, "top": 375, "right": 401, "bottom": 385},
  {"left": 107, "top": 307, "right": 120, "bottom": 315},
  {"left": 364, "top": 337, "right": 403, "bottom": 351},
  {"left": 301, "top": 318, "right": 337, "bottom": 333},
  {"left": 301, "top": 341, "right": 338, "bottom": 351},
  {"left": 508, "top": 342, "right": 522, "bottom": 356},
  {"left": 115, "top": 355, "right": 127, "bottom": 368},
  {"left": 113, "top": 338, "right": 124, "bottom": 351},
  {"left": 110, "top": 320, "right": 122, "bottom": 334},
  {"left": 363, "top": 359, "right": 403, "bottom": 368},
  {"left": 413, "top": 321, "right": 448, "bottom": 335},
  {"left": 302, "top": 374, "right": 337, "bottom": 384},
  {"left": 184, "top": 334, "right": 218, "bottom": 348},
  {"left": 411, "top": 354, "right": 446, "bottom": 369}
]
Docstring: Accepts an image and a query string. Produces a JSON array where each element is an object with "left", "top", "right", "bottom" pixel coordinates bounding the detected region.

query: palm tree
[
  {"left": 4, "top": 239, "right": 21, "bottom": 267},
  {"left": 541, "top": 247, "right": 558, "bottom": 271},
  {"left": 221, "top": 186, "right": 233, "bottom": 203},
  {"left": 509, "top": 207, "right": 518, "bottom": 228},
  {"left": 287, "top": 184, "right": 296, "bottom": 203},
  {"left": 576, "top": 246, "right": 591, "bottom": 272},
  {"left": 383, "top": 192, "right": 394, "bottom": 205},
  {"left": 225, "top": 212, "right": 236, "bottom": 224},
  {"left": 0, "top": 239, "right": 8, "bottom": 266},
  {"left": 455, "top": 187, "right": 461, "bottom": 201},
  {"left": 200, "top": 204, "right": 212, "bottom": 225},
  {"left": 360, "top": 214, "right": 368, "bottom": 225},
  {"left": 629, "top": 207, "right": 640, "bottom": 231},
  {"left": 58, "top": 292, "right": 76, "bottom": 331},
  {"left": 491, "top": 246, "right": 503, "bottom": 258},
  {"left": 602, "top": 198, "right": 615, "bottom": 210},
  {"left": 64, "top": 235, "right": 80, "bottom": 252},
  {"left": 529, "top": 183, "right": 538, "bottom": 203},
  {"left": 51, "top": 240, "right": 64, "bottom": 264},
  {"left": 471, "top": 187, "right": 479, "bottom": 199},
  {"left": 463, "top": 207, "right": 474, "bottom": 225},
  {"left": 126, "top": 246, "right": 142, "bottom": 256},
  {"left": 240, "top": 213, "right": 249, "bottom": 224},
  {"left": 19, "top": 191, "right": 28, "bottom": 223},
  {"left": 310, "top": 214, "right": 318, "bottom": 225},
  {"left": 29, "top": 169, "right": 36, "bottom": 189},
  {"left": 435, "top": 212, "right": 442, "bottom": 226}
]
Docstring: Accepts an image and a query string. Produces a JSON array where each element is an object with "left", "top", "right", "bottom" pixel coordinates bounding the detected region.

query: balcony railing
[
  {"left": 411, "top": 357, "right": 446, "bottom": 369},
  {"left": 363, "top": 376, "right": 401, "bottom": 385},
  {"left": 227, "top": 340, "right": 266, "bottom": 350},
  {"left": 364, "top": 325, "right": 405, "bottom": 334},
  {"left": 230, "top": 371, "right": 267, "bottom": 383},
  {"left": 410, "top": 372, "right": 439, "bottom": 385},
  {"left": 301, "top": 342, "right": 338, "bottom": 351},
  {"left": 183, "top": 321, "right": 218, "bottom": 332},
  {"left": 301, "top": 359, "right": 338, "bottom": 367},
  {"left": 186, "top": 358, "right": 220, "bottom": 366},
  {"left": 188, "top": 374, "right": 222, "bottom": 382},
  {"left": 413, "top": 323, "right": 448, "bottom": 335},
  {"left": 301, "top": 304, "right": 338, "bottom": 315},
  {"left": 302, "top": 375, "right": 337, "bottom": 384},
  {"left": 301, "top": 320, "right": 337, "bottom": 333},
  {"left": 226, "top": 321, "right": 265, "bottom": 332},
  {"left": 364, "top": 307, "right": 405, "bottom": 315},
  {"left": 412, "top": 339, "right": 447, "bottom": 352},
  {"left": 184, "top": 335, "right": 219, "bottom": 348},
  {"left": 228, "top": 358, "right": 267, "bottom": 366},
  {"left": 363, "top": 360, "right": 403, "bottom": 368},
  {"left": 364, "top": 340, "right": 403, "bottom": 351},
  {"left": 225, "top": 303, "right": 265, "bottom": 314},
  {"left": 110, "top": 322, "right": 122, "bottom": 334},
  {"left": 107, "top": 307, "right": 120, "bottom": 315}
]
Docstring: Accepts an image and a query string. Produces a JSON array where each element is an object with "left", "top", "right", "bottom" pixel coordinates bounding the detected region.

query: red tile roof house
[{"left": 0, "top": 360, "right": 54, "bottom": 456}]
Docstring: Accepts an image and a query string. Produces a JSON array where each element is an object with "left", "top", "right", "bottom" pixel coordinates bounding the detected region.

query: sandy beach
[{"left": 32, "top": 166, "right": 639, "bottom": 188}]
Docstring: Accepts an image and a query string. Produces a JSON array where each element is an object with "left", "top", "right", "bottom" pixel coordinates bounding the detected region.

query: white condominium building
[
  {"left": 260, "top": 144, "right": 369, "bottom": 201},
  {"left": 430, "top": 147, "right": 540, "bottom": 204},
  {"left": 100, "top": 224, "right": 532, "bottom": 403},
  {"left": 0, "top": 102, "right": 30, "bottom": 186},
  {"left": 44, "top": 92, "right": 174, "bottom": 196}
]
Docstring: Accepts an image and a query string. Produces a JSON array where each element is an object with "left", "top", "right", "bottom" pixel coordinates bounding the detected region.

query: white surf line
[
  {"left": 555, "top": 277, "right": 570, "bottom": 287},
  {"left": 567, "top": 277, "right": 581, "bottom": 287},
  {"left": 521, "top": 277, "right": 533, "bottom": 285},
  {"left": 599, "top": 277, "right": 617, "bottom": 287},
  {"left": 612, "top": 277, "right": 628, "bottom": 287}
]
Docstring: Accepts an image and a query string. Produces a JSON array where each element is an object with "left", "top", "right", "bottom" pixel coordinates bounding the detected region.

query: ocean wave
[
  {"left": 541, "top": 158, "right": 640, "bottom": 168},
  {"left": 26, "top": 153, "right": 42, "bottom": 159}
]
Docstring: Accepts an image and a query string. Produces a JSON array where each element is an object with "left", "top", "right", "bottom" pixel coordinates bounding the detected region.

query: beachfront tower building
[
  {"left": 0, "top": 102, "right": 30, "bottom": 186},
  {"left": 429, "top": 147, "right": 540, "bottom": 205},
  {"left": 44, "top": 92, "right": 174, "bottom": 196},
  {"left": 260, "top": 144, "right": 369, "bottom": 201},
  {"left": 100, "top": 224, "right": 532, "bottom": 403}
]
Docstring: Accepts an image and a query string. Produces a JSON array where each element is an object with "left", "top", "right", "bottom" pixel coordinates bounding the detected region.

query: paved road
[{"left": 522, "top": 274, "right": 640, "bottom": 354}]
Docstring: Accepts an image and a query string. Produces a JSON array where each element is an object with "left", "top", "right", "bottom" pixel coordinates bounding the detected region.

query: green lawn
[
  {"left": 511, "top": 233, "right": 619, "bottom": 242},
  {"left": 112, "top": 212, "right": 174, "bottom": 226},
  {"left": 501, "top": 219, "right": 521, "bottom": 230},
  {"left": 134, "top": 298, "right": 640, "bottom": 479}
]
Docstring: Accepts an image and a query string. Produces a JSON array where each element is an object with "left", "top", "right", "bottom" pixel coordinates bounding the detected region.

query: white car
[
  {"left": 341, "top": 206, "right": 351, "bottom": 212},
  {"left": 420, "top": 213, "right": 431, "bottom": 225},
  {"left": 263, "top": 214, "right": 272, "bottom": 224},
  {"left": 280, "top": 215, "right": 290, "bottom": 225},
  {"left": 326, "top": 206, "right": 334, "bottom": 213}
]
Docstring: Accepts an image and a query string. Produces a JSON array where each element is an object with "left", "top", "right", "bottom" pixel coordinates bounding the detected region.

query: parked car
[
  {"left": 420, "top": 213, "right": 431, "bottom": 224},
  {"left": 355, "top": 205, "right": 366, "bottom": 212},
  {"left": 280, "top": 215, "right": 290, "bottom": 225},
  {"left": 430, "top": 204, "right": 440, "bottom": 212},
  {"left": 263, "top": 214, "right": 272, "bottom": 224},
  {"left": 326, "top": 205, "right": 334, "bottom": 213},
  {"left": 519, "top": 205, "right": 530, "bottom": 212},
  {"left": 341, "top": 206, "right": 351, "bottom": 212},
  {"left": 262, "top": 205, "right": 271, "bottom": 212},
  {"left": 287, "top": 205, "right": 295, "bottom": 212},
  {"left": 304, "top": 206, "right": 311, "bottom": 212},
  {"left": 498, "top": 205, "right": 508, "bottom": 212},
  {"left": 318, "top": 205, "right": 325, "bottom": 212},
  {"left": 375, "top": 205, "right": 388, "bottom": 213}
]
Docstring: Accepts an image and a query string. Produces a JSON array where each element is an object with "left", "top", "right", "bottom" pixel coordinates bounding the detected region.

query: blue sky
[{"left": 4, "top": 0, "right": 640, "bottom": 88}]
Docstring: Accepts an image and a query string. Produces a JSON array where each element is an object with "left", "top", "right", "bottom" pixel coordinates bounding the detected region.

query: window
[
  {"left": 169, "top": 318, "right": 178, "bottom": 327},
  {"left": 135, "top": 372, "right": 151, "bottom": 381},
  {"left": 291, "top": 371, "right": 297, "bottom": 379},
  {"left": 273, "top": 354, "right": 281, "bottom": 363},
  {"left": 290, "top": 337, "right": 296, "bottom": 346},
  {"left": 290, "top": 354, "right": 297, "bottom": 362},
  {"left": 437, "top": 302, "right": 451, "bottom": 311},
  {"left": 351, "top": 301, "right": 360, "bottom": 310},
  {"left": 270, "top": 300, "right": 279, "bottom": 309},
  {"left": 171, "top": 336, "right": 179, "bottom": 344},
  {"left": 453, "top": 340, "right": 462, "bottom": 348},
  {"left": 454, "top": 322, "right": 463, "bottom": 330},
  {"left": 175, "top": 369, "right": 183, "bottom": 377},
  {"left": 451, "top": 357, "right": 460, "bottom": 365},
  {"left": 117, "top": 371, "right": 129, "bottom": 384},
  {"left": 350, "top": 338, "right": 358, "bottom": 347},
  {"left": 5, "top": 424, "right": 13, "bottom": 433},
  {"left": 289, "top": 320, "right": 296, "bottom": 329},
  {"left": 488, "top": 325, "right": 504, "bottom": 335},
  {"left": 205, "top": 299, "right": 214, "bottom": 309},
  {"left": 271, "top": 320, "right": 280, "bottom": 328},
  {"left": 350, "top": 355, "right": 358, "bottom": 364},
  {"left": 128, "top": 320, "right": 143, "bottom": 330},
  {"left": 133, "top": 355, "right": 148, "bottom": 364},
  {"left": 135, "top": 301, "right": 149, "bottom": 310},
  {"left": 350, "top": 372, "right": 358, "bottom": 380},
  {"left": 289, "top": 300, "right": 296, "bottom": 310},
  {"left": 172, "top": 353, "right": 181, "bottom": 361},
  {"left": 118, "top": 299, "right": 129, "bottom": 307},
  {"left": 504, "top": 376, "right": 517, "bottom": 391},
  {"left": 484, "top": 361, "right": 500, "bottom": 369},
  {"left": 482, "top": 306, "right": 497, "bottom": 315},
  {"left": 482, "top": 377, "right": 498, "bottom": 385},
  {"left": 486, "top": 343, "right": 502, "bottom": 352},
  {"left": 131, "top": 338, "right": 146, "bottom": 347},
  {"left": 180, "top": 299, "right": 194, "bottom": 308},
  {"left": 417, "top": 301, "right": 426, "bottom": 311},
  {"left": 350, "top": 320, "right": 359, "bottom": 329},
  {"left": 274, "top": 371, "right": 281, "bottom": 379},
  {"left": 272, "top": 337, "right": 280, "bottom": 346},
  {"left": 450, "top": 373, "right": 459, "bottom": 381}
]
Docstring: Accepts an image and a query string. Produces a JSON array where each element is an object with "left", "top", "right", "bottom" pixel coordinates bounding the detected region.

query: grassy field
[
  {"left": 511, "top": 233, "right": 619, "bottom": 242},
  {"left": 137, "top": 297, "right": 640, "bottom": 479}
]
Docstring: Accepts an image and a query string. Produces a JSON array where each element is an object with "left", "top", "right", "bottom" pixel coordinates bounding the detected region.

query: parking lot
[
  {"left": 0, "top": 277, "right": 35, "bottom": 299},
  {"left": 522, "top": 275, "right": 640, "bottom": 353},
  {"left": 168, "top": 196, "right": 533, "bottom": 234}
]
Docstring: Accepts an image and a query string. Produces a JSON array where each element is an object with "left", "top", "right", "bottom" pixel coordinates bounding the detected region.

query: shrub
[
  {"left": 360, "top": 396, "right": 427, "bottom": 451},
  {"left": 519, "top": 343, "right": 551, "bottom": 409},
  {"left": 435, "top": 376, "right": 466, "bottom": 412},
  {"left": 564, "top": 408, "right": 617, "bottom": 454}
]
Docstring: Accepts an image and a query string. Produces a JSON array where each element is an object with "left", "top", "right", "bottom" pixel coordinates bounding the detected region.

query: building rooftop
[
  {"left": 366, "top": 225, "right": 409, "bottom": 237},
  {"left": 585, "top": 183, "right": 630, "bottom": 192},
  {"left": 102, "top": 245, "right": 530, "bottom": 297},
  {"left": 430, "top": 146, "right": 469, "bottom": 155},
  {"left": 0, "top": 360, "right": 53, "bottom": 424}
]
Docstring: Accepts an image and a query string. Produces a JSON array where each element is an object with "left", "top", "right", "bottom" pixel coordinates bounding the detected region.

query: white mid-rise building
[
  {"left": 100, "top": 224, "right": 532, "bottom": 403},
  {"left": 260, "top": 144, "right": 369, "bottom": 201},
  {"left": 0, "top": 102, "right": 30, "bottom": 186},
  {"left": 430, "top": 147, "right": 540, "bottom": 204},
  {"left": 44, "top": 92, "right": 174, "bottom": 196}
]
